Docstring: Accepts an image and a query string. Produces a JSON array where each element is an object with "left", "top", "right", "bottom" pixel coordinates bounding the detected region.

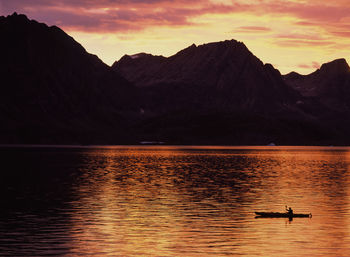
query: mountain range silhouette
[{"left": 1, "top": 13, "right": 350, "bottom": 145}]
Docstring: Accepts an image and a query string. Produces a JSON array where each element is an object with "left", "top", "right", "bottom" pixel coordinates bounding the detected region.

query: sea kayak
[{"left": 255, "top": 212, "right": 311, "bottom": 218}]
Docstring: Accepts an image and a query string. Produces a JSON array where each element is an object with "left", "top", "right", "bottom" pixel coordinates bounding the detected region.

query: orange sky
[{"left": 1, "top": 0, "right": 350, "bottom": 74}]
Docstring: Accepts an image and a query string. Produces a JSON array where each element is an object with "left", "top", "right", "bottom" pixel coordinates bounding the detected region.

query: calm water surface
[{"left": 1, "top": 146, "right": 350, "bottom": 256}]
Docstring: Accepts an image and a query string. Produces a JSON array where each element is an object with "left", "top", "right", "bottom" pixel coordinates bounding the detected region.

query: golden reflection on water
[{"left": 26, "top": 146, "right": 350, "bottom": 256}]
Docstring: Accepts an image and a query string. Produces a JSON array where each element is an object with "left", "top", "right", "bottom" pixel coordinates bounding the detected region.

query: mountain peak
[
  {"left": 196, "top": 39, "right": 247, "bottom": 50},
  {"left": 114, "top": 52, "right": 166, "bottom": 66},
  {"left": 171, "top": 39, "right": 247, "bottom": 58},
  {"left": 285, "top": 71, "right": 301, "bottom": 76},
  {"left": 114, "top": 38, "right": 299, "bottom": 111},
  {"left": 319, "top": 58, "right": 350, "bottom": 75},
  {"left": 284, "top": 58, "right": 350, "bottom": 108},
  {"left": 4, "top": 12, "right": 30, "bottom": 22},
  {"left": 283, "top": 71, "right": 303, "bottom": 80},
  {"left": 0, "top": 13, "right": 137, "bottom": 144},
  {"left": 129, "top": 53, "right": 150, "bottom": 59}
]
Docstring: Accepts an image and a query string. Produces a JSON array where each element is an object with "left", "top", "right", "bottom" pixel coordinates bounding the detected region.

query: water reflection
[{"left": 0, "top": 146, "right": 350, "bottom": 256}]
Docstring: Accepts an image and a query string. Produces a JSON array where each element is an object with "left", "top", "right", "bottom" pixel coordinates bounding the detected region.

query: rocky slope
[
  {"left": 284, "top": 59, "right": 350, "bottom": 111},
  {"left": 113, "top": 40, "right": 300, "bottom": 113},
  {"left": 0, "top": 13, "right": 139, "bottom": 144},
  {"left": 1, "top": 13, "right": 349, "bottom": 145},
  {"left": 113, "top": 41, "right": 345, "bottom": 145}
]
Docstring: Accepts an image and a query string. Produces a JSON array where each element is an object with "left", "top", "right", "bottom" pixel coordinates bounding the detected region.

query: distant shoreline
[{"left": 0, "top": 144, "right": 349, "bottom": 150}]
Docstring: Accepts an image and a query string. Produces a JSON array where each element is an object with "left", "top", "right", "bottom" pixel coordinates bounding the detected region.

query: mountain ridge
[
  {"left": 0, "top": 12, "right": 140, "bottom": 144},
  {"left": 113, "top": 39, "right": 348, "bottom": 145},
  {"left": 1, "top": 12, "right": 350, "bottom": 145},
  {"left": 284, "top": 58, "right": 350, "bottom": 112},
  {"left": 113, "top": 39, "right": 301, "bottom": 113}
]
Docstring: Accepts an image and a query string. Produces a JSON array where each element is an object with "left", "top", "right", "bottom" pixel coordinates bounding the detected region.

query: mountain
[
  {"left": 283, "top": 59, "right": 350, "bottom": 145},
  {"left": 284, "top": 59, "right": 350, "bottom": 111},
  {"left": 113, "top": 40, "right": 300, "bottom": 113},
  {"left": 0, "top": 13, "right": 139, "bottom": 144},
  {"left": 1, "top": 13, "right": 349, "bottom": 145},
  {"left": 113, "top": 41, "right": 343, "bottom": 145}
]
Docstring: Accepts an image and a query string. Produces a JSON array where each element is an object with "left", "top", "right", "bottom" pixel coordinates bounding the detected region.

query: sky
[{"left": 0, "top": 0, "right": 350, "bottom": 74}]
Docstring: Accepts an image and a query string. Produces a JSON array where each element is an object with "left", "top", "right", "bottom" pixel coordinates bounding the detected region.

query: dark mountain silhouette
[
  {"left": 0, "top": 13, "right": 140, "bottom": 144},
  {"left": 113, "top": 40, "right": 300, "bottom": 112},
  {"left": 1, "top": 13, "right": 349, "bottom": 145},
  {"left": 113, "top": 41, "right": 343, "bottom": 145},
  {"left": 283, "top": 59, "right": 350, "bottom": 145},
  {"left": 284, "top": 59, "right": 350, "bottom": 111}
]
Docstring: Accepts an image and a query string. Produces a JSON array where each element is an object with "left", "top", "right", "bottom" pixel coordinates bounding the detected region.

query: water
[{"left": 0, "top": 146, "right": 350, "bottom": 256}]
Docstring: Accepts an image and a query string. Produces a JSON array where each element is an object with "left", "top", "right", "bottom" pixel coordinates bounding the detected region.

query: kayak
[{"left": 255, "top": 212, "right": 311, "bottom": 218}]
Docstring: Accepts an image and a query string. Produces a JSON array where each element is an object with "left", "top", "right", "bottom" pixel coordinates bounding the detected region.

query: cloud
[
  {"left": 274, "top": 39, "right": 334, "bottom": 47},
  {"left": 234, "top": 26, "right": 271, "bottom": 33},
  {"left": 297, "top": 61, "right": 321, "bottom": 70},
  {"left": 330, "top": 31, "right": 350, "bottom": 38},
  {"left": 1, "top": 0, "right": 350, "bottom": 39},
  {"left": 275, "top": 33, "right": 324, "bottom": 41},
  {"left": 294, "top": 21, "right": 316, "bottom": 26},
  {"left": 1, "top": 0, "right": 349, "bottom": 75},
  {"left": 1, "top": 1, "right": 350, "bottom": 57},
  {"left": 0, "top": 0, "right": 232, "bottom": 32}
]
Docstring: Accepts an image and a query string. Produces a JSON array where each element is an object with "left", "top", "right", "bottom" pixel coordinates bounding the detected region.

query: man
[{"left": 286, "top": 206, "right": 293, "bottom": 216}]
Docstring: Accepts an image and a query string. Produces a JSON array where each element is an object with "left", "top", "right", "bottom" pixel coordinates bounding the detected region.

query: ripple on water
[{"left": 0, "top": 146, "right": 350, "bottom": 256}]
